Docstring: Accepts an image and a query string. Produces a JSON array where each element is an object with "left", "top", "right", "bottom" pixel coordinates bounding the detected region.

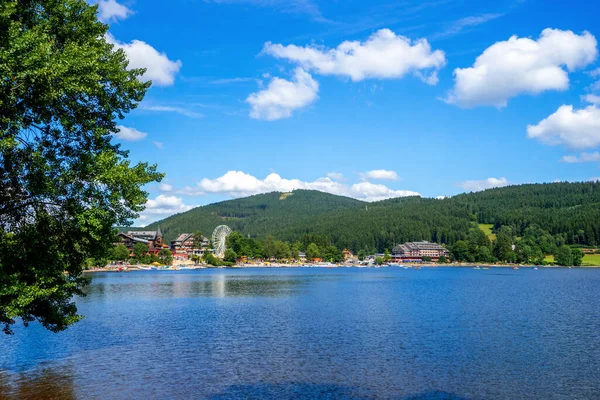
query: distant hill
[
  {"left": 145, "top": 190, "right": 365, "bottom": 242},
  {"left": 145, "top": 183, "right": 600, "bottom": 252}
]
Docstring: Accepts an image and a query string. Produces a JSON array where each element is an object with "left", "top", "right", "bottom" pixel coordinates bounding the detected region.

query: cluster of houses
[
  {"left": 117, "top": 229, "right": 449, "bottom": 263},
  {"left": 118, "top": 228, "right": 211, "bottom": 260}
]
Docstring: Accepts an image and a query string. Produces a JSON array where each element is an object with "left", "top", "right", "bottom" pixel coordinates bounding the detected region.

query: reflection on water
[
  {"left": 83, "top": 273, "right": 313, "bottom": 298},
  {"left": 0, "top": 367, "right": 75, "bottom": 400},
  {"left": 1, "top": 268, "right": 600, "bottom": 399}
]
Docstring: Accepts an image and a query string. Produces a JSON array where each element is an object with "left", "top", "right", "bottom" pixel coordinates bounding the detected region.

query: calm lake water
[{"left": 1, "top": 267, "right": 599, "bottom": 399}]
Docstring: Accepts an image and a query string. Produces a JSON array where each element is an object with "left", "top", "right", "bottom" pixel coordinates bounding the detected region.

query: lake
[{"left": 1, "top": 267, "right": 599, "bottom": 399}]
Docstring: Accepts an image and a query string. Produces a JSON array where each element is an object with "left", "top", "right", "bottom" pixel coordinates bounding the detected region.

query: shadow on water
[
  {"left": 0, "top": 367, "right": 75, "bottom": 400},
  {"left": 209, "top": 383, "right": 468, "bottom": 400}
]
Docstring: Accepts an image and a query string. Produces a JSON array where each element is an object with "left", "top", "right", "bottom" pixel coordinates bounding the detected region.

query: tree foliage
[{"left": 0, "top": 0, "right": 162, "bottom": 334}]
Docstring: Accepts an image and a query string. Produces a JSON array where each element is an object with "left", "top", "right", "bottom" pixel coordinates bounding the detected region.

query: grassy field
[
  {"left": 544, "top": 254, "right": 600, "bottom": 266},
  {"left": 478, "top": 224, "right": 496, "bottom": 240}
]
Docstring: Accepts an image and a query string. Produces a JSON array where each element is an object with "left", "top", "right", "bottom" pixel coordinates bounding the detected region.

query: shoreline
[{"left": 83, "top": 263, "right": 600, "bottom": 272}]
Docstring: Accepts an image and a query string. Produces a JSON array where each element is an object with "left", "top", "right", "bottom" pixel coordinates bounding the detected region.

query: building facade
[
  {"left": 170, "top": 233, "right": 209, "bottom": 258},
  {"left": 392, "top": 241, "right": 449, "bottom": 262},
  {"left": 118, "top": 227, "right": 166, "bottom": 254}
]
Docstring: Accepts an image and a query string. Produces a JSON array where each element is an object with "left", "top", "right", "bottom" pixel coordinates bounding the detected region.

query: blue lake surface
[{"left": 1, "top": 267, "right": 600, "bottom": 399}]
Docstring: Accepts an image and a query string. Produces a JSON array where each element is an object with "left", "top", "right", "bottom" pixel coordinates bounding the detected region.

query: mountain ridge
[{"left": 144, "top": 182, "right": 600, "bottom": 251}]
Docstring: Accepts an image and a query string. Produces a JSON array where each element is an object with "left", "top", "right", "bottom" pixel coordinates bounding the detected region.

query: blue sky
[{"left": 94, "top": 0, "right": 600, "bottom": 224}]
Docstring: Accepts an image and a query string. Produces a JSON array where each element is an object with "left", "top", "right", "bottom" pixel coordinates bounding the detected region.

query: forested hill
[
  {"left": 145, "top": 190, "right": 365, "bottom": 242},
  {"left": 145, "top": 182, "right": 600, "bottom": 252}
]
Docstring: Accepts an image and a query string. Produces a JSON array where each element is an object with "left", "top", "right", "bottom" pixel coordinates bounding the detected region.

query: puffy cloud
[
  {"left": 113, "top": 125, "right": 147, "bottom": 141},
  {"left": 326, "top": 172, "right": 345, "bottom": 181},
  {"left": 348, "top": 181, "right": 419, "bottom": 202},
  {"left": 457, "top": 177, "right": 509, "bottom": 192},
  {"left": 180, "top": 170, "right": 420, "bottom": 201},
  {"left": 144, "top": 195, "right": 195, "bottom": 215},
  {"left": 446, "top": 29, "right": 598, "bottom": 107},
  {"left": 527, "top": 105, "right": 600, "bottom": 149},
  {"left": 97, "top": 0, "right": 133, "bottom": 22},
  {"left": 590, "top": 177, "right": 600, "bottom": 182},
  {"left": 159, "top": 183, "right": 173, "bottom": 192},
  {"left": 360, "top": 169, "right": 398, "bottom": 181},
  {"left": 246, "top": 68, "right": 318, "bottom": 120},
  {"left": 153, "top": 141, "right": 164, "bottom": 149},
  {"left": 106, "top": 34, "right": 182, "bottom": 86},
  {"left": 582, "top": 94, "right": 600, "bottom": 105},
  {"left": 263, "top": 29, "right": 446, "bottom": 84},
  {"left": 561, "top": 151, "right": 600, "bottom": 163}
]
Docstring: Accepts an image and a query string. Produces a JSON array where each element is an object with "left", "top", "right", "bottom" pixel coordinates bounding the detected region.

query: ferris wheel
[{"left": 212, "top": 225, "right": 232, "bottom": 258}]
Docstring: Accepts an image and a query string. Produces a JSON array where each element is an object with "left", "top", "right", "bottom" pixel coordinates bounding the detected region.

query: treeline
[
  {"left": 146, "top": 182, "right": 600, "bottom": 254},
  {"left": 225, "top": 231, "right": 346, "bottom": 263},
  {"left": 448, "top": 225, "right": 584, "bottom": 266}
]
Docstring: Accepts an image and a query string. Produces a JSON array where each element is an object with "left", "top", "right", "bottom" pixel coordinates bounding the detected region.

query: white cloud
[
  {"left": 326, "top": 172, "right": 345, "bottom": 181},
  {"left": 349, "top": 181, "right": 419, "bottom": 202},
  {"left": 144, "top": 195, "right": 195, "bottom": 215},
  {"left": 590, "top": 177, "right": 600, "bottom": 182},
  {"left": 246, "top": 68, "right": 319, "bottom": 120},
  {"left": 139, "top": 104, "right": 204, "bottom": 118},
  {"left": 106, "top": 33, "right": 182, "bottom": 86},
  {"left": 458, "top": 177, "right": 509, "bottom": 192},
  {"left": 153, "top": 141, "right": 164, "bottom": 149},
  {"left": 582, "top": 94, "right": 600, "bottom": 105},
  {"left": 360, "top": 169, "right": 398, "bottom": 181},
  {"left": 113, "top": 125, "right": 147, "bottom": 141},
  {"left": 180, "top": 170, "right": 420, "bottom": 201},
  {"left": 527, "top": 105, "right": 600, "bottom": 149},
  {"left": 561, "top": 151, "right": 600, "bottom": 163},
  {"left": 159, "top": 183, "right": 173, "bottom": 192},
  {"left": 263, "top": 28, "right": 446, "bottom": 85},
  {"left": 446, "top": 28, "right": 598, "bottom": 107},
  {"left": 97, "top": 0, "right": 133, "bottom": 22}
]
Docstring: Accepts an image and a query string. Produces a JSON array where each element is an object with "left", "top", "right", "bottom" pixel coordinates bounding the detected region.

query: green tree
[
  {"left": 438, "top": 255, "right": 448, "bottom": 264},
  {"left": 133, "top": 243, "right": 148, "bottom": 262},
  {"left": 357, "top": 250, "right": 366, "bottom": 261},
  {"left": 555, "top": 245, "right": 573, "bottom": 266},
  {"left": 476, "top": 246, "right": 492, "bottom": 263},
  {"left": 191, "top": 231, "right": 205, "bottom": 252},
  {"left": 224, "top": 248, "right": 238, "bottom": 263},
  {"left": 451, "top": 240, "right": 469, "bottom": 262},
  {"left": 532, "top": 247, "right": 545, "bottom": 265},
  {"left": 0, "top": 0, "right": 162, "bottom": 334},
  {"left": 306, "top": 243, "right": 320, "bottom": 260},
  {"left": 572, "top": 248, "right": 584, "bottom": 267},
  {"left": 111, "top": 244, "right": 130, "bottom": 261},
  {"left": 383, "top": 249, "right": 392, "bottom": 262},
  {"left": 157, "top": 249, "right": 173, "bottom": 265},
  {"left": 374, "top": 256, "right": 384, "bottom": 265},
  {"left": 493, "top": 228, "right": 513, "bottom": 262},
  {"left": 291, "top": 241, "right": 301, "bottom": 259}
]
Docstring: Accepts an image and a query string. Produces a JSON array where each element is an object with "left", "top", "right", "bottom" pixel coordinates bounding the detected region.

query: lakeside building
[
  {"left": 170, "top": 233, "right": 209, "bottom": 259},
  {"left": 392, "top": 241, "right": 449, "bottom": 262},
  {"left": 118, "top": 227, "right": 167, "bottom": 254}
]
